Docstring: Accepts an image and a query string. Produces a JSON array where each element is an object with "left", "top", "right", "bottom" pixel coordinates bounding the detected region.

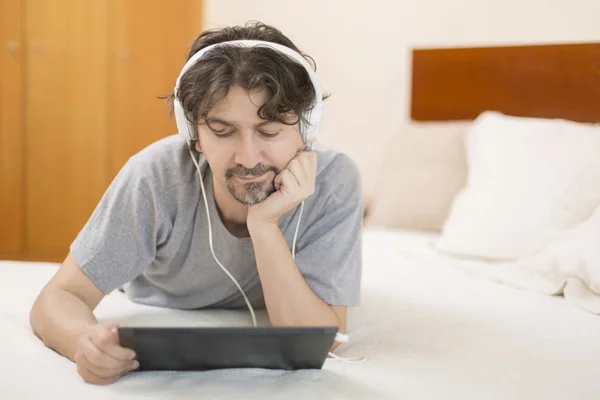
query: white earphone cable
[
  {"left": 176, "top": 40, "right": 362, "bottom": 365},
  {"left": 291, "top": 142, "right": 315, "bottom": 260},
  {"left": 328, "top": 332, "right": 367, "bottom": 364},
  {"left": 327, "top": 352, "right": 366, "bottom": 364},
  {"left": 189, "top": 147, "right": 307, "bottom": 328},
  {"left": 291, "top": 201, "right": 304, "bottom": 260},
  {"left": 189, "top": 147, "right": 257, "bottom": 327},
  {"left": 189, "top": 145, "right": 364, "bottom": 364}
]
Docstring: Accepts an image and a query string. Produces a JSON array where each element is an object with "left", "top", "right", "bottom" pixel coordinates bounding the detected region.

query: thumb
[
  {"left": 102, "top": 321, "right": 124, "bottom": 345},
  {"left": 274, "top": 172, "right": 283, "bottom": 191},
  {"left": 101, "top": 321, "right": 123, "bottom": 330}
]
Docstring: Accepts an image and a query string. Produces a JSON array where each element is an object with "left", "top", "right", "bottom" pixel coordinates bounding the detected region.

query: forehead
[
  {"left": 208, "top": 86, "right": 266, "bottom": 118},
  {"left": 205, "top": 85, "right": 298, "bottom": 126}
]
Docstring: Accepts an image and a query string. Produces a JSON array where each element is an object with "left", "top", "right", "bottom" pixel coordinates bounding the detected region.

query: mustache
[{"left": 225, "top": 164, "right": 279, "bottom": 179}]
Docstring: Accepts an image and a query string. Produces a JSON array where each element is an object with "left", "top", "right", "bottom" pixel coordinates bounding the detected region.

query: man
[{"left": 29, "top": 21, "right": 363, "bottom": 385}]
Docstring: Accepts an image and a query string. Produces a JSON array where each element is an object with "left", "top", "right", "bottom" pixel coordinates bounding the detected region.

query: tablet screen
[{"left": 118, "top": 326, "right": 338, "bottom": 371}]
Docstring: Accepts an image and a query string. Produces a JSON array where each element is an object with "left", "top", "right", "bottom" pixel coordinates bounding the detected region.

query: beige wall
[{"left": 204, "top": 0, "right": 600, "bottom": 196}]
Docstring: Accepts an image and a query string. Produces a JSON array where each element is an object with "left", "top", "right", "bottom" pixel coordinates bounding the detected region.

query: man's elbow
[{"left": 29, "top": 288, "right": 50, "bottom": 344}]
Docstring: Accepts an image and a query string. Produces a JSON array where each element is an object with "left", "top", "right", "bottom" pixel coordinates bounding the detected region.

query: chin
[{"left": 228, "top": 179, "right": 275, "bottom": 206}]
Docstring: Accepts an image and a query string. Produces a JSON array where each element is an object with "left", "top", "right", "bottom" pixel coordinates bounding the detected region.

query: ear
[{"left": 195, "top": 141, "right": 202, "bottom": 153}]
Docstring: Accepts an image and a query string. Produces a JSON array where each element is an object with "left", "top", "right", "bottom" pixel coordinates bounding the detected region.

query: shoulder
[
  {"left": 290, "top": 145, "right": 363, "bottom": 243},
  {"left": 121, "top": 134, "right": 199, "bottom": 197},
  {"left": 314, "top": 145, "right": 362, "bottom": 204}
]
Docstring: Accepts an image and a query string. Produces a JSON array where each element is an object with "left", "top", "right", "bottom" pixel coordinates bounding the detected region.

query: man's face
[{"left": 196, "top": 85, "right": 305, "bottom": 205}]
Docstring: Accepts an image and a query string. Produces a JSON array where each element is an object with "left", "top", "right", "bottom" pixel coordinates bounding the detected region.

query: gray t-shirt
[{"left": 70, "top": 135, "right": 363, "bottom": 310}]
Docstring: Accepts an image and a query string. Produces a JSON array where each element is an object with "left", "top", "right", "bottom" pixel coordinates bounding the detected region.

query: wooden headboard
[{"left": 410, "top": 42, "right": 600, "bottom": 123}]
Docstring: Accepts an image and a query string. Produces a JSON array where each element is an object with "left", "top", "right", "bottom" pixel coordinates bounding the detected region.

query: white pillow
[
  {"left": 366, "top": 122, "right": 469, "bottom": 232},
  {"left": 435, "top": 111, "right": 600, "bottom": 260}
]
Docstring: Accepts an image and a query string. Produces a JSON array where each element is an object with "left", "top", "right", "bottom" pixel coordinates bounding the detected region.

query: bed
[
  {"left": 3, "top": 42, "right": 600, "bottom": 399},
  {"left": 3, "top": 227, "right": 600, "bottom": 399}
]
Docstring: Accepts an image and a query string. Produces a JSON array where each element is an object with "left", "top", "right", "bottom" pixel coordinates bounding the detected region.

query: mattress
[{"left": 1, "top": 227, "right": 599, "bottom": 399}]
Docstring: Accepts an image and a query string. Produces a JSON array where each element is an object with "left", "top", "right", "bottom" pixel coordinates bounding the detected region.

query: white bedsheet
[{"left": 2, "top": 227, "right": 600, "bottom": 399}]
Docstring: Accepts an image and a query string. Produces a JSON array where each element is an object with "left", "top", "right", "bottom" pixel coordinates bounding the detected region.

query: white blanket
[
  {"left": 2, "top": 228, "right": 600, "bottom": 399},
  {"left": 427, "top": 205, "right": 600, "bottom": 315}
]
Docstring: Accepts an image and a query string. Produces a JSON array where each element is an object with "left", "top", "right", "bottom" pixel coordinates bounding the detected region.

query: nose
[{"left": 233, "top": 132, "right": 262, "bottom": 169}]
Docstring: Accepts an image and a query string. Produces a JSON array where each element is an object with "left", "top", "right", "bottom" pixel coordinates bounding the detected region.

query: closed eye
[
  {"left": 259, "top": 130, "right": 281, "bottom": 138},
  {"left": 212, "top": 129, "right": 235, "bottom": 138},
  {"left": 204, "top": 118, "right": 234, "bottom": 137},
  {"left": 208, "top": 125, "right": 235, "bottom": 138}
]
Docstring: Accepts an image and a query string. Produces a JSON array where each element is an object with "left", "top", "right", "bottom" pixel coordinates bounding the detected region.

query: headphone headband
[{"left": 173, "top": 39, "right": 323, "bottom": 147}]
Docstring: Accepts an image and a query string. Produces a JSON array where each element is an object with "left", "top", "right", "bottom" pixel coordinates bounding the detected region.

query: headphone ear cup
[
  {"left": 174, "top": 99, "right": 194, "bottom": 145},
  {"left": 299, "top": 118, "right": 307, "bottom": 143},
  {"left": 302, "top": 108, "right": 319, "bottom": 145}
]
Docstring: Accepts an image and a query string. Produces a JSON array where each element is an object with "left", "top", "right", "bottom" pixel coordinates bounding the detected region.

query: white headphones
[
  {"left": 170, "top": 41, "right": 364, "bottom": 364},
  {"left": 171, "top": 39, "right": 324, "bottom": 328},
  {"left": 173, "top": 39, "right": 323, "bottom": 147}
]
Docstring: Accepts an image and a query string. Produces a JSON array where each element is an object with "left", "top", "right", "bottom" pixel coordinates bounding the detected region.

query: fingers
[
  {"left": 286, "top": 160, "right": 305, "bottom": 186},
  {"left": 273, "top": 151, "right": 318, "bottom": 199},
  {"left": 75, "top": 341, "right": 139, "bottom": 385},
  {"left": 77, "top": 360, "right": 138, "bottom": 384},
  {"left": 75, "top": 322, "right": 139, "bottom": 385},
  {"left": 79, "top": 360, "right": 137, "bottom": 380},
  {"left": 274, "top": 170, "right": 299, "bottom": 196},
  {"left": 297, "top": 150, "right": 318, "bottom": 176},
  {"left": 294, "top": 151, "right": 317, "bottom": 182},
  {"left": 77, "top": 364, "right": 118, "bottom": 385},
  {"left": 79, "top": 333, "right": 138, "bottom": 369},
  {"left": 101, "top": 321, "right": 122, "bottom": 331},
  {"left": 82, "top": 336, "right": 131, "bottom": 369},
  {"left": 288, "top": 152, "right": 317, "bottom": 194},
  {"left": 89, "top": 325, "right": 136, "bottom": 362}
]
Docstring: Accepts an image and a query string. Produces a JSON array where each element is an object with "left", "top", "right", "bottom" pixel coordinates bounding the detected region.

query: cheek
[
  {"left": 269, "top": 126, "right": 304, "bottom": 163},
  {"left": 200, "top": 142, "right": 230, "bottom": 173},
  {"left": 264, "top": 143, "right": 302, "bottom": 170}
]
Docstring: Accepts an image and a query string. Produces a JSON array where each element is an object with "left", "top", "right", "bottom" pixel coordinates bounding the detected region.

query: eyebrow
[{"left": 204, "top": 117, "right": 276, "bottom": 128}]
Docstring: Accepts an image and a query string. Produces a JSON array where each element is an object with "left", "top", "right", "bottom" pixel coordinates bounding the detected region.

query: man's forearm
[
  {"left": 30, "top": 288, "right": 97, "bottom": 361},
  {"left": 248, "top": 219, "right": 339, "bottom": 328}
]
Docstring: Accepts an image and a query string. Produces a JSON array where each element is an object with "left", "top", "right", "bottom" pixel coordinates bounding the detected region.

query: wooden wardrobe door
[
  {"left": 109, "top": 1, "right": 203, "bottom": 176},
  {"left": 25, "top": 0, "right": 110, "bottom": 260},
  {"left": 23, "top": 0, "right": 203, "bottom": 261},
  {"left": 0, "top": 0, "right": 24, "bottom": 256}
]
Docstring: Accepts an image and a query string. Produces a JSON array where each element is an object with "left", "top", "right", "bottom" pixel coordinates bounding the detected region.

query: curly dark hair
[{"left": 164, "top": 21, "right": 326, "bottom": 139}]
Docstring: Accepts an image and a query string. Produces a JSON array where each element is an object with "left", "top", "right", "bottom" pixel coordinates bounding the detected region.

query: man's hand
[
  {"left": 248, "top": 151, "right": 317, "bottom": 224},
  {"left": 73, "top": 322, "right": 138, "bottom": 385}
]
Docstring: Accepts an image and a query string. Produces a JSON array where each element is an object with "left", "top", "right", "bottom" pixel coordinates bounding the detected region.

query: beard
[{"left": 225, "top": 163, "right": 279, "bottom": 205}]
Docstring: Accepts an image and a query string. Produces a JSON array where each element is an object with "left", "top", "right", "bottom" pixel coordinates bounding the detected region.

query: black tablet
[{"left": 117, "top": 326, "right": 338, "bottom": 371}]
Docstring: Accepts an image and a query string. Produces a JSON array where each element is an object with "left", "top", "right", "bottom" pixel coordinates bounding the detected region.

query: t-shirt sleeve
[
  {"left": 70, "top": 156, "right": 170, "bottom": 295},
  {"left": 293, "top": 155, "right": 364, "bottom": 307}
]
